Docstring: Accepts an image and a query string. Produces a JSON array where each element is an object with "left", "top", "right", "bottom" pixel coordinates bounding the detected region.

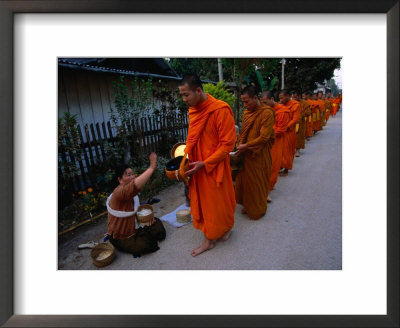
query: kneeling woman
[{"left": 106, "top": 152, "right": 166, "bottom": 257}]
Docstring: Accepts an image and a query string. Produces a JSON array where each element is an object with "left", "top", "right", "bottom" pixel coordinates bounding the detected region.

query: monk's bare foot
[
  {"left": 191, "top": 239, "right": 215, "bottom": 257},
  {"left": 267, "top": 195, "right": 272, "bottom": 203},
  {"left": 279, "top": 169, "right": 288, "bottom": 176},
  {"left": 241, "top": 207, "right": 247, "bottom": 214},
  {"left": 295, "top": 150, "right": 300, "bottom": 157},
  {"left": 217, "top": 230, "right": 232, "bottom": 242}
]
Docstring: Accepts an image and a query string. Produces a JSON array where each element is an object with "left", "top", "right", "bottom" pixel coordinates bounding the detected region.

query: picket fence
[{"left": 58, "top": 114, "right": 188, "bottom": 193}]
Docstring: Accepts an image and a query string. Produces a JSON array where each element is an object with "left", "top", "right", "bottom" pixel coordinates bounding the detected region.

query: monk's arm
[
  {"left": 287, "top": 103, "right": 301, "bottom": 129},
  {"left": 274, "top": 113, "right": 289, "bottom": 136},
  {"left": 305, "top": 104, "right": 311, "bottom": 116},
  {"left": 203, "top": 108, "right": 236, "bottom": 174},
  {"left": 246, "top": 112, "right": 275, "bottom": 154}
]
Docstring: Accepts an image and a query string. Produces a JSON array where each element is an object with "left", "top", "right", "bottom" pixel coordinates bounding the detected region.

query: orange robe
[
  {"left": 316, "top": 99, "right": 326, "bottom": 128},
  {"left": 270, "top": 104, "right": 290, "bottom": 190},
  {"left": 325, "top": 100, "right": 332, "bottom": 122},
  {"left": 332, "top": 98, "right": 340, "bottom": 116},
  {"left": 308, "top": 99, "right": 321, "bottom": 132},
  {"left": 296, "top": 99, "right": 311, "bottom": 149},
  {"left": 235, "top": 105, "right": 275, "bottom": 220},
  {"left": 185, "top": 94, "right": 236, "bottom": 239},
  {"left": 281, "top": 99, "right": 300, "bottom": 170},
  {"left": 305, "top": 100, "right": 313, "bottom": 137}
]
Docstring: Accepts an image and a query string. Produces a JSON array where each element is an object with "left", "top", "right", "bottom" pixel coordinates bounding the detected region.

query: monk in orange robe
[
  {"left": 303, "top": 92, "right": 313, "bottom": 139},
  {"left": 311, "top": 93, "right": 321, "bottom": 133},
  {"left": 279, "top": 90, "right": 300, "bottom": 176},
  {"left": 178, "top": 74, "right": 236, "bottom": 256},
  {"left": 235, "top": 86, "right": 275, "bottom": 220},
  {"left": 292, "top": 91, "right": 310, "bottom": 157},
  {"left": 260, "top": 90, "right": 290, "bottom": 193},
  {"left": 326, "top": 92, "right": 335, "bottom": 118},
  {"left": 317, "top": 91, "right": 326, "bottom": 128},
  {"left": 331, "top": 97, "right": 340, "bottom": 116},
  {"left": 324, "top": 94, "right": 332, "bottom": 123}
]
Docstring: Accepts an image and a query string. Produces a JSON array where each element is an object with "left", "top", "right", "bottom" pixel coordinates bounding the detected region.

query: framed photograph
[{"left": 1, "top": 1, "right": 398, "bottom": 327}]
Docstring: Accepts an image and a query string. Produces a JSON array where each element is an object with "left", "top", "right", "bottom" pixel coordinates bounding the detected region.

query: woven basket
[
  {"left": 136, "top": 204, "right": 154, "bottom": 225},
  {"left": 176, "top": 209, "right": 191, "bottom": 223},
  {"left": 90, "top": 242, "right": 115, "bottom": 267}
]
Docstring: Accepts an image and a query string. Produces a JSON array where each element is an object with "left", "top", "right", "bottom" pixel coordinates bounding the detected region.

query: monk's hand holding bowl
[
  {"left": 185, "top": 161, "right": 204, "bottom": 176},
  {"left": 236, "top": 143, "right": 248, "bottom": 154}
]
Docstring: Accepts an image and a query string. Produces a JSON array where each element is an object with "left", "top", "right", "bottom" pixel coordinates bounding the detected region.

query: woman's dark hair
[{"left": 115, "top": 164, "right": 131, "bottom": 179}]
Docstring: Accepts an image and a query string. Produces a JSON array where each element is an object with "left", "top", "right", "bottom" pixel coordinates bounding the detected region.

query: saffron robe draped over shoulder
[
  {"left": 325, "top": 100, "right": 332, "bottom": 122},
  {"left": 185, "top": 94, "right": 236, "bottom": 240},
  {"left": 305, "top": 100, "right": 313, "bottom": 138},
  {"left": 308, "top": 99, "right": 321, "bottom": 132},
  {"left": 296, "top": 99, "right": 310, "bottom": 149},
  {"left": 270, "top": 103, "right": 290, "bottom": 190},
  {"left": 235, "top": 105, "right": 275, "bottom": 220},
  {"left": 281, "top": 99, "right": 300, "bottom": 170},
  {"left": 332, "top": 97, "right": 341, "bottom": 116}
]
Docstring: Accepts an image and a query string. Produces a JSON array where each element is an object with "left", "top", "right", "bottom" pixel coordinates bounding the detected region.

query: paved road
[{"left": 59, "top": 111, "right": 342, "bottom": 270}]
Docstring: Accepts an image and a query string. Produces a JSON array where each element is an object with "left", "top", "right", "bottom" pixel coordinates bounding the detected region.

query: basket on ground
[
  {"left": 90, "top": 242, "right": 115, "bottom": 267},
  {"left": 136, "top": 204, "right": 154, "bottom": 225},
  {"left": 176, "top": 209, "right": 192, "bottom": 223}
]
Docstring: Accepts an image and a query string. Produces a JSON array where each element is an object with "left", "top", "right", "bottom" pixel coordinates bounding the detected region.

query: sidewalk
[{"left": 58, "top": 111, "right": 342, "bottom": 270}]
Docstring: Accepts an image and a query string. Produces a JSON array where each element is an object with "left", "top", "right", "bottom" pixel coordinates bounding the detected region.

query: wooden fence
[{"left": 58, "top": 113, "right": 188, "bottom": 194}]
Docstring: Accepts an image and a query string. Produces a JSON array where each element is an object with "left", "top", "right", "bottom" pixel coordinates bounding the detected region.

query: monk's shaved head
[
  {"left": 179, "top": 74, "right": 203, "bottom": 91},
  {"left": 241, "top": 85, "right": 258, "bottom": 98},
  {"left": 261, "top": 90, "right": 274, "bottom": 99},
  {"left": 279, "top": 89, "right": 290, "bottom": 96}
]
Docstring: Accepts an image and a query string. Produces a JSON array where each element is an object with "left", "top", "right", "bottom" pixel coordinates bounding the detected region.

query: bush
[{"left": 203, "top": 81, "right": 235, "bottom": 109}]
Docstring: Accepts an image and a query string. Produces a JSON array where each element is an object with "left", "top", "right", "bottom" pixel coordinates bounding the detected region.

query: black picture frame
[{"left": 1, "top": 1, "right": 398, "bottom": 327}]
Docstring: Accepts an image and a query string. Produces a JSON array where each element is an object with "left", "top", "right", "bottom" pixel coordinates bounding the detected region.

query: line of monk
[
  {"left": 175, "top": 74, "right": 341, "bottom": 256},
  {"left": 106, "top": 73, "right": 342, "bottom": 258}
]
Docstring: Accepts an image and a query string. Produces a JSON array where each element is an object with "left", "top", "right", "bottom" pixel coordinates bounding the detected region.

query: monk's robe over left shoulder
[
  {"left": 235, "top": 105, "right": 275, "bottom": 220},
  {"left": 185, "top": 94, "right": 237, "bottom": 240},
  {"left": 281, "top": 99, "right": 300, "bottom": 170}
]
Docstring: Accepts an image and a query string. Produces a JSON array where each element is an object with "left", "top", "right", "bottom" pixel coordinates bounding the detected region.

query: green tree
[
  {"left": 221, "top": 58, "right": 280, "bottom": 124},
  {"left": 168, "top": 58, "right": 220, "bottom": 81},
  {"left": 274, "top": 58, "right": 341, "bottom": 93},
  {"left": 326, "top": 78, "right": 340, "bottom": 95}
]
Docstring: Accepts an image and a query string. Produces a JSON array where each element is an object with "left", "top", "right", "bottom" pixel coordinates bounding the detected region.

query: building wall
[{"left": 58, "top": 67, "right": 181, "bottom": 142}]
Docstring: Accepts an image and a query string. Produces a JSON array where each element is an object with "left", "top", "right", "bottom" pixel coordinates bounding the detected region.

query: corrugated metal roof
[
  {"left": 58, "top": 58, "right": 218, "bottom": 85},
  {"left": 58, "top": 58, "right": 182, "bottom": 81}
]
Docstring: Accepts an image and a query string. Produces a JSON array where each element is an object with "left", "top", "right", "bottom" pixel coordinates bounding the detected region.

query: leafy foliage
[
  {"left": 273, "top": 58, "right": 341, "bottom": 93},
  {"left": 203, "top": 81, "right": 235, "bottom": 109},
  {"left": 105, "top": 76, "right": 155, "bottom": 167},
  {"left": 168, "top": 58, "right": 220, "bottom": 81}
]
